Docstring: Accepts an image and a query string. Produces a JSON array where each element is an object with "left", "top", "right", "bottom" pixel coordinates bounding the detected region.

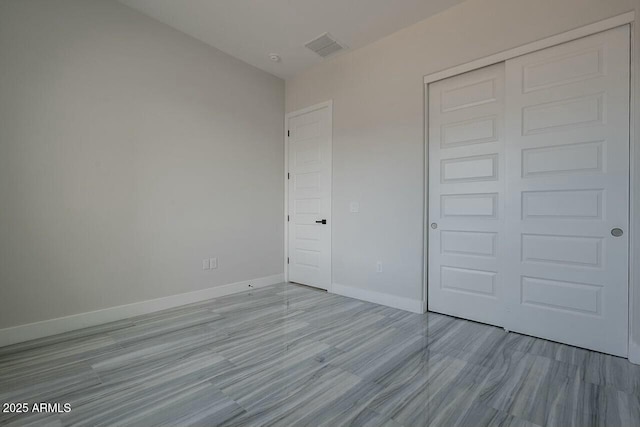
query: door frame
[
  {"left": 422, "top": 12, "right": 638, "bottom": 361},
  {"left": 284, "top": 100, "right": 333, "bottom": 291}
]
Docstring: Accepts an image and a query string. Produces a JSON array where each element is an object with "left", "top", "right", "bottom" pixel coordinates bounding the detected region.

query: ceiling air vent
[{"left": 305, "top": 33, "right": 345, "bottom": 58}]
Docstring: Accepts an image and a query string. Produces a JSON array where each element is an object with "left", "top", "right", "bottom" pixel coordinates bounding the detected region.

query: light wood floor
[{"left": 1, "top": 283, "right": 639, "bottom": 426}]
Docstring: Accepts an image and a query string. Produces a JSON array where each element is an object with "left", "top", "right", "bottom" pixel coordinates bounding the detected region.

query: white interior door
[
  {"left": 428, "top": 63, "right": 507, "bottom": 326},
  {"left": 287, "top": 104, "right": 331, "bottom": 290},
  {"left": 504, "top": 26, "right": 630, "bottom": 356},
  {"left": 427, "top": 26, "right": 630, "bottom": 356}
]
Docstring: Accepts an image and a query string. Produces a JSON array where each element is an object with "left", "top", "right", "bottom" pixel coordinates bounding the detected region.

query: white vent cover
[{"left": 305, "top": 33, "right": 345, "bottom": 58}]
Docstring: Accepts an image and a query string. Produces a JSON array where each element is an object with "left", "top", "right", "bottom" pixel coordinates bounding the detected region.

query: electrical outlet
[
  {"left": 202, "top": 259, "right": 210, "bottom": 270},
  {"left": 210, "top": 257, "right": 217, "bottom": 269},
  {"left": 376, "top": 261, "right": 383, "bottom": 273}
]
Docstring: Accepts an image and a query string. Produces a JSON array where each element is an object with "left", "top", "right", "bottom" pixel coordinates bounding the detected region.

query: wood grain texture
[{"left": 1, "top": 283, "right": 638, "bottom": 426}]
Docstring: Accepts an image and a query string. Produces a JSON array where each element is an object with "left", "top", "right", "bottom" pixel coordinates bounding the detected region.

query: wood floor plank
[{"left": 1, "top": 282, "right": 639, "bottom": 427}]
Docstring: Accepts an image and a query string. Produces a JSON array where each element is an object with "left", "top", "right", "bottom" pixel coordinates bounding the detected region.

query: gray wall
[
  {"left": 0, "top": 0, "right": 284, "bottom": 329},
  {"left": 286, "top": 0, "right": 638, "bottom": 305}
]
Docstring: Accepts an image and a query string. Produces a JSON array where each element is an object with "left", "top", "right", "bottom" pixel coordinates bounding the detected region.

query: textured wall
[{"left": 0, "top": 0, "right": 285, "bottom": 328}]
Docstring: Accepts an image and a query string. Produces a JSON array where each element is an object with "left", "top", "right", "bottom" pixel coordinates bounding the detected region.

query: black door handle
[{"left": 315, "top": 219, "right": 327, "bottom": 224}]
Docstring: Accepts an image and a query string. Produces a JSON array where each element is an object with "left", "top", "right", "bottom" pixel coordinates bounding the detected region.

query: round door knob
[
  {"left": 611, "top": 228, "right": 624, "bottom": 237},
  {"left": 431, "top": 223, "right": 438, "bottom": 229}
]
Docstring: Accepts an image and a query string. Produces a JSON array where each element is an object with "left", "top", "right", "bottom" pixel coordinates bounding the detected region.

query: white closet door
[
  {"left": 428, "top": 63, "right": 507, "bottom": 326},
  {"left": 504, "top": 26, "right": 630, "bottom": 356}
]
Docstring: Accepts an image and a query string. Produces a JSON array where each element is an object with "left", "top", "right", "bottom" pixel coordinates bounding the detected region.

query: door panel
[
  {"left": 428, "top": 63, "right": 506, "bottom": 326},
  {"left": 427, "top": 26, "right": 630, "bottom": 357},
  {"left": 504, "top": 26, "right": 630, "bottom": 356},
  {"left": 288, "top": 106, "right": 331, "bottom": 290}
]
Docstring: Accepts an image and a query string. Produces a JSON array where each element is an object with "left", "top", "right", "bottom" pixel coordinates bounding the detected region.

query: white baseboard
[
  {"left": 0, "top": 273, "right": 284, "bottom": 348},
  {"left": 331, "top": 283, "right": 425, "bottom": 314},
  {"left": 629, "top": 340, "right": 640, "bottom": 365}
]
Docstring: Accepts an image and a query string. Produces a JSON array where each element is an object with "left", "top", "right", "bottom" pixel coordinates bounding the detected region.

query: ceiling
[{"left": 118, "top": 0, "right": 466, "bottom": 79}]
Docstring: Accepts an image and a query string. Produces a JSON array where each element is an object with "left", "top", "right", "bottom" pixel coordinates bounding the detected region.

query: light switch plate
[
  {"left": 210, "top": 257, "right": 218, "bottom": 269},
  {"left": 202, "top": 259, "right": 210, "bottom": 270},
  {"left": 350, "top": 202, "right": 360, "bottom": 213}
]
